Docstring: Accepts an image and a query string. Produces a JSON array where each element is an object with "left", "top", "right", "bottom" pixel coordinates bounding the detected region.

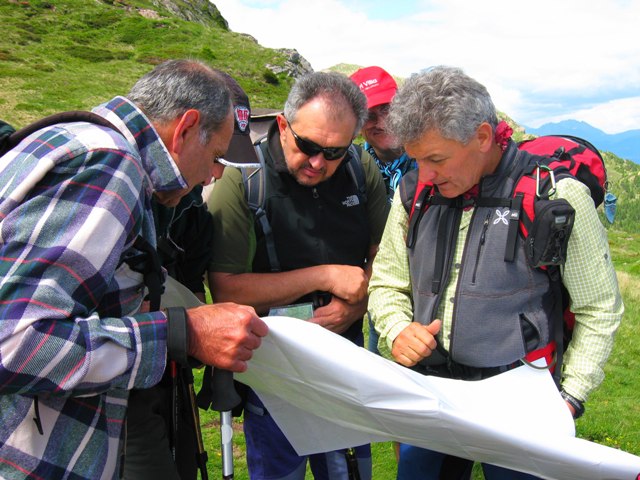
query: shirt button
[
  {"left": 449, "top": 297, "right": 455, "bottom": 303},
  {"left": 454, "top": 263, "right": 461, "bottom": 269}
]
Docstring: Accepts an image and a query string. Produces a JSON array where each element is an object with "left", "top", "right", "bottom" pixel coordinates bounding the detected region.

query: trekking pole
[
  {"left": 170, "top": 360, "right": 179, "bottom": 461},
  {"left": 210, "top": 368, "right": 241, "bottom": 480},
  {"left": 182, "top": 366, "right": 209, "bottom": 480}
]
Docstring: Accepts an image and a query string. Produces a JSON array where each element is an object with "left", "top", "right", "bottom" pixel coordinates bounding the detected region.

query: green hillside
[{"left": 0, "top": 0, "right": 295, "bottom": 128}]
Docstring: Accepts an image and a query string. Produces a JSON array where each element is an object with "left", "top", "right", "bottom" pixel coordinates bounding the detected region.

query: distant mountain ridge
[{"left": 525, "top": 120, "right": 640, "bottom": 164}]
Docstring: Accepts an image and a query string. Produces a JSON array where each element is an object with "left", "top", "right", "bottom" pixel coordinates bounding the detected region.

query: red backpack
[
  {"left": 516, "top": 135, "right": 608, "bottom": 366},
  {"left": 516, "top": 134, "right": 607, "bottom": 237}
]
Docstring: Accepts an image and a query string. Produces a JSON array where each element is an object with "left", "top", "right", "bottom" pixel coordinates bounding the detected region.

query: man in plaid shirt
[{"left": 0, "top": 59, "right": 268, "bottom": 479}]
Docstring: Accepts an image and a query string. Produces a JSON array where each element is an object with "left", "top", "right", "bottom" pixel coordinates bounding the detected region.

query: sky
[{"left": 212, "top": 0, "right": 640, "bottom": 134}]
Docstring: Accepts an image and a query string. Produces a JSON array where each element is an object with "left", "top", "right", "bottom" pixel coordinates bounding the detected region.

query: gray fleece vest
[{"left": 408, "top": 143, "right": 557, "bottom": 368}]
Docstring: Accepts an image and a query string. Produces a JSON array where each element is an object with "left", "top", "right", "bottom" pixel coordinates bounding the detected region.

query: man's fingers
[
  {"left": 408, "top": 321, "right": 440, "bottom": 352},
  {"left": 392, "top": 322, "right": 440, "bottom": 365},
  {"left": 426, "top": 319, "right": 442, "bottom": 335},
  {"left": 185, "top": 303, "right": 268, "bottom": 370},
  {"left": 249, "top": 316, "right": 269, "bottom": 337}
]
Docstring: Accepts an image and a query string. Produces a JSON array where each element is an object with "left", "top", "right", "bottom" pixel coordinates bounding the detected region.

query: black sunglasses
[{"left": 287, "top": 120, "right": 350, "bottom": 161}]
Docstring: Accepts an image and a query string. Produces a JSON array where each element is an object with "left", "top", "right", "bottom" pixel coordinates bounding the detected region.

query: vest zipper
[
  {"left": 471, "top": 211, "right": 492, "bottom": 284},
  {"left": 450, "top": 208, "right": 477, "bottom": 359}
]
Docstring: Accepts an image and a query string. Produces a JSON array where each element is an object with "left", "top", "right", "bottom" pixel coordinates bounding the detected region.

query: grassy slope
[
  {"left": 1, "top": 1, "right": 638, "bottom": 478},
  {"left": 0, "top": 0, "right": 293, "bottom": 127}
]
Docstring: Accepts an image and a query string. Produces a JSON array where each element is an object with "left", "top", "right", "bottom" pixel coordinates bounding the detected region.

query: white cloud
[
  {"left": 213, "top": 0, "right": 640, "bottom": 134},
  {"left": 531, "top": 96, "right": 640, "bottom": 134}
]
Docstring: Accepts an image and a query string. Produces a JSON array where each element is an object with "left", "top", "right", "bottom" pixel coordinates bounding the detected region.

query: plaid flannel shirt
[{"left": 0, "top": 97, "right": 187, "bottom": 479}]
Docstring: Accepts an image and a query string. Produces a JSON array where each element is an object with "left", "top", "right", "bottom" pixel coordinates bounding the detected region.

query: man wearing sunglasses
[{"left": 207, "top": 71, "right": 388, "bottom": 480}]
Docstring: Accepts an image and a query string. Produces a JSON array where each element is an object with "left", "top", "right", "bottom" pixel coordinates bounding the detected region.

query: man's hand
[
  {"left": 391, "top": 320, "right": 442, "bottom": 367},
  {"left": 311, "top": 296, "right": 368, "bottom": 334},
  {"left": 565, "top": 401, "right": 577, "bottom": 418},
  {"left": 324, "top": 265, "right": 369, "bottom": 304},
  {"left": 185, "top": 303, "right": 268, "bottom": 372}
]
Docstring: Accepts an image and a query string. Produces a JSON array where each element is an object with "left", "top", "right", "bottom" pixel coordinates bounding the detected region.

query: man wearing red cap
[
  {"left": 349, "top": 66, "right": 417, "bottom": 361},
  {"left": 349, "top": 66, "right": 416, "bottom": 201}
]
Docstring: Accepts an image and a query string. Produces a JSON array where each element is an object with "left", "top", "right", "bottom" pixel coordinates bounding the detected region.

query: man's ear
[
  {"left": 171, "top": 109, "right": 200, "bottom": 155},
  {"left": 276, "top": 114, "right": 288, "bottom": 135},
  {"left": 476, "top": 122, "right": 494, "bottom": 153}
]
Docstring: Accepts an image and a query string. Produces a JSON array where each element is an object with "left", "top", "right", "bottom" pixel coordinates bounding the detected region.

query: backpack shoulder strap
[
  {"left": 0, "top": 121, "right": 17, "bottom": 154},
  {"left": 123, "top": 235, "right": 163, "bottom": 312},
  {"left": 242, "top": 138, "right": 281, "bottom": 272},
  {"left": 399, "top": 168, "right": 419, "bottom": 215},
  {"left": 1, "top": 111, "right": 121, "bottom": 156},
  {"left": 243, "top": 136, "right": 267, "bottom": 212},
  {"left": 344, "top": 144, "right": 367, "bottom": 204}
]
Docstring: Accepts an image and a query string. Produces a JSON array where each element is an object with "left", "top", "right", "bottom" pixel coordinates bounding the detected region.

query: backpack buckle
[{"left": 535, "top": 164, "right": 556, "bottom": 198}]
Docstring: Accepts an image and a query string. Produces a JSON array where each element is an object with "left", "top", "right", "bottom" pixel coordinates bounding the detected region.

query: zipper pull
[{"left": 480, "top": 213, "right": 490, "bottom": 245}]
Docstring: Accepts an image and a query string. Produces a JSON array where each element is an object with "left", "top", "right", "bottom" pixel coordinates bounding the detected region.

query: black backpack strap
[
  {"left": 344, "top": 144, "right": 367, "bottom": 204},
  {"left": 1, "top": 111, "right": 121, "bottom": 156},
  {"left": 505, "top": 193, "right": 523, "bottom": 262},
  {"left": 405, "top": 184, "right": 430, "bottom": 249},
  {"left": 399, "top": 168, "right": 419, "bottom": 215},
  {"left": 431, "top": 206, "right": 462, "bottom": 295},
  {"left": 0, "top": 121, "right": 17, "bottom": 155},
  {"left": 242, "top": 139, "right": 281, "bottom": 272},
  {"left": 125, "top": 236, "right": 164, "bottom": 312}
]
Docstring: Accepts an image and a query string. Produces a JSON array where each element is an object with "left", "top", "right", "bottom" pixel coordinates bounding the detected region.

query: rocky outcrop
[
  {"left": 266, "top": 48, "right": 314, "bottom": 78},
  {"left": 133, "top": 1, "right": 314, "bottom": 78},
  {"left": 150, "top": 0, "right": 228, "bottom": 29}
]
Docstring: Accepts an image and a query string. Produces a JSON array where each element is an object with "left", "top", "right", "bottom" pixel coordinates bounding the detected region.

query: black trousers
[{"left": 123, "top": 369, "right": 199, "bottom": 480}]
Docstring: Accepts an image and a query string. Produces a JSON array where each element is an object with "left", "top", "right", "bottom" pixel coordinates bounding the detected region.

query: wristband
[
  {"left": 561, "top": 390, "right": 585, "bottom": 419},
  {"left": 166, "top": 306, "right": 189, "bottom": 366}
]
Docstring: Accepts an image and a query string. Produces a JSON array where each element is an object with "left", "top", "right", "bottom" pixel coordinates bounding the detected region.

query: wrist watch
[{"left": 561, "top": 390, "right": 585, "bottom": 419}]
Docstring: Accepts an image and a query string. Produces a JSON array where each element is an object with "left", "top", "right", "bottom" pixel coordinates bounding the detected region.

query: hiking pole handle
[{"left": 210, "top": 368, "right": 241, "bottom": 411}]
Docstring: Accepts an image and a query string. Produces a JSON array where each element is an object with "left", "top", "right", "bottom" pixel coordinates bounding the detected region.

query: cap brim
[
  {"left": 249, "top": 109, "right": 281, "bottom": 142},
  {"left": 366, "top": 90, "right": 395, "bottom": 109},
  {"left": 224, "top": 132, "right": 260, "bottom": 166}
]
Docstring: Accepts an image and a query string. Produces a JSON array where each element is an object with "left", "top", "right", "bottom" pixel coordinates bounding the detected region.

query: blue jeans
[
  {"left": 397, "top": 444, "right": 541, "bottom": 480},
  {"left": 367, "top": 313, "right": 380, "bottom": 354},
  {"left": 244, "top": 390, "right": 372, "bottom": 480}
]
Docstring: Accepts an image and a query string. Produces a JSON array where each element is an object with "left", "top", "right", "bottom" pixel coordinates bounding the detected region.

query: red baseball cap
[{"left": 349, "top": 66, "right": 397, "bottom": 109}]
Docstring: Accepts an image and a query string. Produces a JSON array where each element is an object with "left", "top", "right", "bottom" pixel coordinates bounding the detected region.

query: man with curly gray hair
[{"left": 369, "top": 66, "right": 622, "bottom": 479}]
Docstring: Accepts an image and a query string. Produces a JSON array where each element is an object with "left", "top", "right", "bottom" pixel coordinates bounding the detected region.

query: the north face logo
[
  {"left": 342, "top": 195, "right": 360, "bottom": 207},
  {"left": 235, "top": 105, "right": 249, "bottom": 132}
]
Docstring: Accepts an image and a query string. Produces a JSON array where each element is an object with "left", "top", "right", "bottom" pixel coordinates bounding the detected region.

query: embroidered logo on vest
[
  {"left": 493, "top": 209, "right": 510, "bottom": 225},
  {"left": 342, "top": 195, "right": 360, "bottom": 207}
]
